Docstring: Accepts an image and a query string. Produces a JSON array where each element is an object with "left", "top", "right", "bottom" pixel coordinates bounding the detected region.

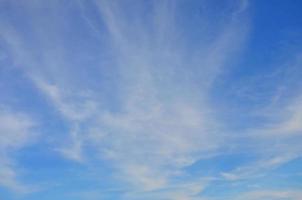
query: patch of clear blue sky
[{"left": 0, "top": 0, "right": 302, "bottom": 200}]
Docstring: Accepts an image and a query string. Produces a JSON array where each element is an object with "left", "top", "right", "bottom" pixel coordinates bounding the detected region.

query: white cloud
[
  {"left": 81, "top": 1, "right": 249, "bottom": 193},
  {"left": 235, "top": 189, "right": 302, "bottom": 200},
  {"left": 3, "top": 0, "right": 302, "bottom": 199},
  {"left": 123, "top": 179, "right": 209, "bottom": 200},
  {"left": 0, "top": 107, "right": 36, "bottom": 192},
  {"left": 0, "top": 0, "right": 250, "bottom": 197},
  {"left": 274, "top": 97, "right": 302, "bottom": 135},
  {"left": 220, "top": 69, "right": 302, "bottom": 182}
]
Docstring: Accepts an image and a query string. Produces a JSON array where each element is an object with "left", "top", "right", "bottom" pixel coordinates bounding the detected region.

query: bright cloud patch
[{"left": 0, "top": 0, "right": 302, "bottom": 200}]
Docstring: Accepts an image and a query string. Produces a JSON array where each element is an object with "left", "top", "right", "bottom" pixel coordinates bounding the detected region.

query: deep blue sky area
[{"left": 0, "top": 0, "right": 302, "bottom": 199}]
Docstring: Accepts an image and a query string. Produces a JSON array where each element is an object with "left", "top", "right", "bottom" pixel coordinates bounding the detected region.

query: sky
[{"left": 0, "top": 0, "right": 302, "bottom": 199}]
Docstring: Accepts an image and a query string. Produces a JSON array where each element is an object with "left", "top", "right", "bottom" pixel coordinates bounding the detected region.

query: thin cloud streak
[
  {"left": 0, "top": 0, "right": 250, "bottom": 196},
  {"left": 0, "top": 107, "right": 36, "bottom": 192},
  {"left": 4, "top": 0, "right": 302, "bottom": 199}
]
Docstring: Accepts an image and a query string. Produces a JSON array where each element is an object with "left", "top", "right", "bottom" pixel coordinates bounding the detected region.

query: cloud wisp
[
  {"left": 0, "top": 107, "right": 36, "bottom": 192},
  {"left": 1, "top": 0, "right": 248, "bottom": 197},
  {"left": 1, "top": 0, "right": 302, "bottom": 199}
]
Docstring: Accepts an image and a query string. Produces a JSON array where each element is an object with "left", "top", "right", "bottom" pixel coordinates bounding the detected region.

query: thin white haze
[{"left": 2, "top": 0, "right": 302, "bottom": 199}]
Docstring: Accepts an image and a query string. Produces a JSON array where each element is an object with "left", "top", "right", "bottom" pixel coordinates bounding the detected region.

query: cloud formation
[
  {"left": 0, "top": 0, "right": 301, "bottom": 199},
  {"left": 0, "top": 107, "right": 35, "bottom": 192}
]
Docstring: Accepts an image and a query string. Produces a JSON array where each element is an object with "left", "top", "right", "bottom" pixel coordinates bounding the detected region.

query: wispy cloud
[
  {"left": 2, "top": 0, "right": 302, "bottom": 199},
  {"left": 235, "top": 189, "right": 302, "bottom": 200},
  {"left": 74, "top": 0, "right": 249, "bottom": 193},
  {"left": 0, "top": 0, "right": 250, "bottom": 197},
  {"left": 0, "top": 107, "right": 36, "bottom": 192},
  {"left": 219, "top": 52, "right": 302, "bottom": 183}
]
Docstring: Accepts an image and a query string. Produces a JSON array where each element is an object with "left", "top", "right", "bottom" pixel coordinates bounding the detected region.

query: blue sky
[{"left": 0, "top": 0, "right": 302, "bottom": 199}]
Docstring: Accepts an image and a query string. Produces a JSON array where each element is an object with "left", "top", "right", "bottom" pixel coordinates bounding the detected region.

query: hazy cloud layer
[{"left": 0, "top": 0, "right": 301, "bottom": 199}]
